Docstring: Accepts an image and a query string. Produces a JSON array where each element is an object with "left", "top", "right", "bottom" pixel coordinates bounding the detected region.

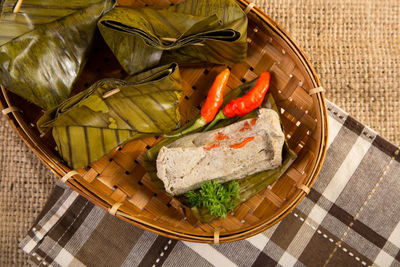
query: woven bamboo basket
[{"left": 0, "top": 0, "right": 328, "bottom": 243}]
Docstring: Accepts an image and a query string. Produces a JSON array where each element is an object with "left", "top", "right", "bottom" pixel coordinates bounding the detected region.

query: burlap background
[{"left": 1, "top": 0, "right": 399, "bottom": 265}]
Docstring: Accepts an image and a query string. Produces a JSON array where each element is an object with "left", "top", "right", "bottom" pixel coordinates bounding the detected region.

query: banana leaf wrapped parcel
[
  {"left": 37, "top": 63, "right": 182, "bottom": 169},
  {"left": 0, "top": 0, "right": 115, "bottom": 109},
  {"left": 142, "top": 80, "right": 297, "bottom": 223},
  {"left": 98, "top": 0, "right": 248, "bottom": 75},
  {"left": 0, "top": 0, "right": 111, "bottom": 46}
]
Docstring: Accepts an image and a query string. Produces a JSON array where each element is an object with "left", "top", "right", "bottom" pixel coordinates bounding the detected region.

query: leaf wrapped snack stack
[
  {"left": 37, "top": 63, "right": 182, "bottom": 169},
  {"left": 0, "top": 0, "right": 115, "bottom": 109},
  {"left": 98, "top": 0, "right": 247, "bottom": 75}
]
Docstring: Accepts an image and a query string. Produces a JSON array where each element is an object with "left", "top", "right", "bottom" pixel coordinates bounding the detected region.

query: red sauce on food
[
  {"left": 204, "top": 143, "right": 221, "bottom": 151},
  {"left": 239, "top": 121, "right": 251, "bottom": 132},
  {"left": 215, "top": 132, "right": 229, "bottom": 140},
  {"left": 250, "top": 118, "right": 257, "bottom": 126},
  {"left": 230, "top": 137, "right": 255, "bottom": 149}
]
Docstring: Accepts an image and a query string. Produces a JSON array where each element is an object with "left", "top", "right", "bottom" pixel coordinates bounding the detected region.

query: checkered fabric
[{"left": 19, "top": 100, "right": 400, "bottom": 267}]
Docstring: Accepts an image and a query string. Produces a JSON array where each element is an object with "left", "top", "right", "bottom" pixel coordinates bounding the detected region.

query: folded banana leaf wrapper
[
  {"left": 142, "top": 80, "right": 297, "bottom": 223},
  {"left": 0, "top": 0, "right": 115, "bottom": 109},
  {"left": 37, "top": 63, "right": 182, "bottom": 169},
  {"left": 98, "top": 0, "right": 248, "bottom": 75},
  {"left": 0, "top": 0, "right": 111, "bottom": 46}
]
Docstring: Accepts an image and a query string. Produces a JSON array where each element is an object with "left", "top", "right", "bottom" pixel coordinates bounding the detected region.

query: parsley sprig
[{"left": 185, "top": 180, "right": 240, "bottom": 218}]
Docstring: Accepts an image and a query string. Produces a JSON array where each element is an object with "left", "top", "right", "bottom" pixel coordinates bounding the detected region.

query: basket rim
[{"left": 0, "top": 0, "right": 328, "bottom": 243}]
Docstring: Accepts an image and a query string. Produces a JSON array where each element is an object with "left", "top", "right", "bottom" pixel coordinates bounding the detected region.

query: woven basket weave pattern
[{"left": 0, "top": 0, "right": 327, "bottom": 243}]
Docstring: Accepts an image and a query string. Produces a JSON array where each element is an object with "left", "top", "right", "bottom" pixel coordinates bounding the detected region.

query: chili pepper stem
[
  {"left": 164, "top": 117, "right": 207, "bottom": 138},
  {"left": 203, "top": 110, "right": 228, "bottom": 132}
]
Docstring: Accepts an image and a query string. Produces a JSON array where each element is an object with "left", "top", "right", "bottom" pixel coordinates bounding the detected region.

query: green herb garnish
[{"left": 185, "top": 180, "right": 240, "bottom": 218}]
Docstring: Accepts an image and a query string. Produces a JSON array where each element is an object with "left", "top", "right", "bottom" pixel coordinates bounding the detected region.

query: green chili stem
[
  {"left": 202, "top": 110, "right": 228, "bottom": 132},
  {"left": 164, "top": 117, "right": 207, "bottom": 138}
]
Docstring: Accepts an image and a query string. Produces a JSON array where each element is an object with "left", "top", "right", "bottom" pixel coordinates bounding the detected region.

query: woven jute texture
[
  {"left": 0, "top": 117, "right": 55, "bottom": 265},
  {"left": 0, "top": 0, "right": 399, "bottom": 265},
  {"left": 257, "top": 0, "right": 400, "bottom": 145}
]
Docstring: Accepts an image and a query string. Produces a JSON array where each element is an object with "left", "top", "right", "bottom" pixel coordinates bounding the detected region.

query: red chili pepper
[
  {"left": 164, "top": 69, "right": 230, "bottom": 138},
  {"left": 201, "top": 68, "right": 230, "bottom": 123},
  {"left": 223, "top": 72, "right": 270, "bottom": 117},
  {"left": 204, "top": 72, "right": 270, "bottom": 131}
]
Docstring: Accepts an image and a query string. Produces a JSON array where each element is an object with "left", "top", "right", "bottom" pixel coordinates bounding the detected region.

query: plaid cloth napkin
[{"left": 19, "top": 100, "right": 400, "bottom": 267}]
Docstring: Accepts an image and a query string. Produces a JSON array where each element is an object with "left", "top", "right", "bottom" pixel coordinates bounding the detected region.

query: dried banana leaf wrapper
[
  {"left": 142, "top": 80, "right": 297, "bottom": 223},
  {"left": 37, "top": 63, "right": 182, "bottom": 169},
  {"left": 0, "top": 0, "right": 109, "bottom": 46},
  {"left": 98, "top": 0, "right": 247, "bottom": 75},
  {"left": 0, "top": 0, "right": 115, "bottom": 109}
]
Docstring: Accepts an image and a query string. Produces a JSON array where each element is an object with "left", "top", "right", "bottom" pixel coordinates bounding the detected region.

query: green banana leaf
[
  {"left": 98, "top": 0, "right": 247, "bottom": 75},
  {"left": 142, "top": 80, "right": 297, "bottom": 223},
  {"left": 0, "top": 0, "right": 115, "bottom": 109},
  {"left": 0, "top": 0, "right": 108, "bottom": 46},
  {"left": 37, "top": 63, "right": 182, "bottom": 169}
]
